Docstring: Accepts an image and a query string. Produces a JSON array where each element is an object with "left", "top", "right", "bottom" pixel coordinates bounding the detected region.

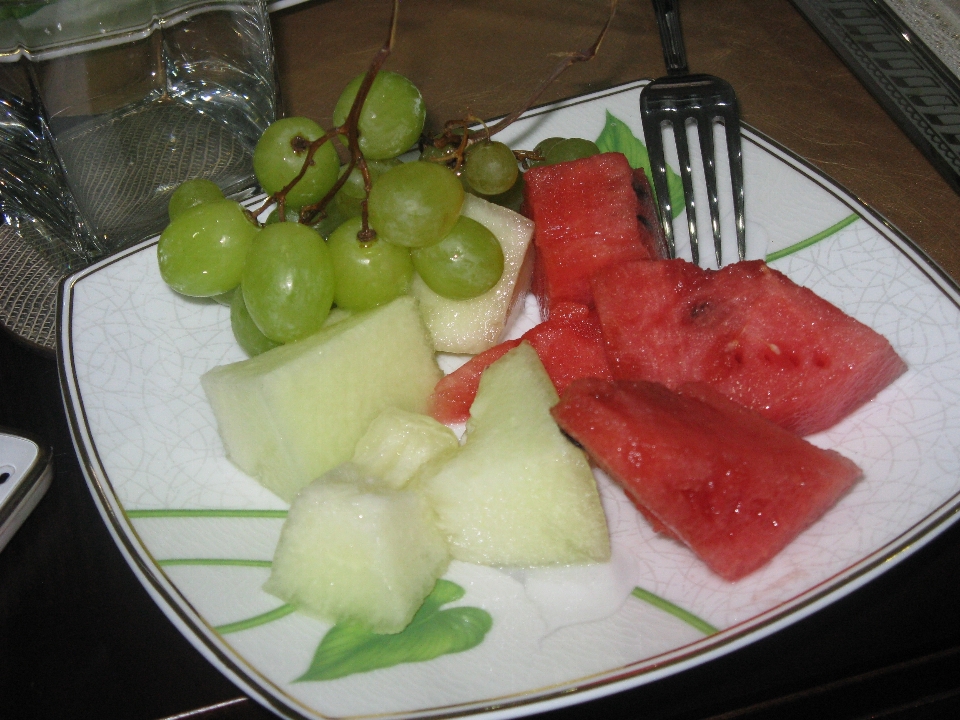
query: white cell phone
[{"left": 0, "top": 428, "right": 53, "bottom": 553}]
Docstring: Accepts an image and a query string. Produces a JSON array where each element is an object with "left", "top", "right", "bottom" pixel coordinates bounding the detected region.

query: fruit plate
[{"left": 58, "top": 80, "right": 960, "bottom": 719}]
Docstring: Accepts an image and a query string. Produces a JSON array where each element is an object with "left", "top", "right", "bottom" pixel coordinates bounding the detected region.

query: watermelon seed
[{"left": 689, "top": 301, "right": 711, "bottom": 319}]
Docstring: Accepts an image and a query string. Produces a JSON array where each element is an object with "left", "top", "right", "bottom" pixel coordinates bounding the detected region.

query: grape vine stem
[
  {"left": 256, "top": 0, "right": 402, "bottom": 240},
  {"left": 427, "top": 0, "right": 618, "bottom": 157},
  {"left": 257, "top": 0, "right": 617, "bottom": 239}
]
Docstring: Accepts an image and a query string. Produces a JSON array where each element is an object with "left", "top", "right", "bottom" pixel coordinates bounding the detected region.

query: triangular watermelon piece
[
  {"left": 551, "top": 378, "right": 863, "bottom": 581},
  {"left": 522, "top": 301, "right": 612, "bottom": 393},
  {"left": 430, "top": 339, "right": 522, "bottom": 424},
  {"left": 522, "top": 152, "right": 663, "bottom": 317},
  {"left": 429, "top": 302, "right": 611, "bottom": 424},
  {"left": 592, "top": 259, "right": 907, "bottom": 436}
]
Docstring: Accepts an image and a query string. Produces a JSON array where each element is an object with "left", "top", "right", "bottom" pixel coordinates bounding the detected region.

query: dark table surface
[{"left": 2, "top": 0, "right": 960, "bottom": 718}]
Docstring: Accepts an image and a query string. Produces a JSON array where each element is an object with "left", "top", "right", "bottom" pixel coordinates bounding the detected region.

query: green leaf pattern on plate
[
  {"left": 297, "top": 579, "right": 492, "bottom": 681},
  {"left": 157, "top": 553, "right": 717, "bottom": 679},
  {"left": 595, "top": 110, "right": 685, "bottom": 219},
  {"left": 631, "top": 587, "right": 718, "bottom": 635}
]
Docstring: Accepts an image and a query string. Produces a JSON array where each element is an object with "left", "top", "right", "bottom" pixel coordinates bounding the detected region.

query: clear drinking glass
[{"left": 0, "top": 0, "right": 278, "bottom": 270}]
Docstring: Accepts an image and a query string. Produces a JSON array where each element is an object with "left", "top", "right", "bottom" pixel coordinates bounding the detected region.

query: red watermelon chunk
[
  {"left": 522, "top": 152, "right": 663, "bottom": 317},
  {"left": 430, "top": 339, "right": 522, "bottom": 424},
  {"left": 524, "top": 301, "right": 612, "bottom": 392},
  {"left": 430, "top": 302, "right": 612, "bottom": 424},
  {"left": 592, "top": 259, "right": 907, "bottom": 436},
  {"left": 551, "top": 377, "right": 863, "bottom": 580},
  {"left": 630, "top": 164, "right": 666, "bottom": 256}
]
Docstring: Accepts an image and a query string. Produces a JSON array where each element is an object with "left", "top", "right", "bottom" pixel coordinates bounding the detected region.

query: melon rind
[
  {"left": 264, "top": 464, "right": 450, "bottom": 634},
  {"left": 412, "top": 194, "right": 534, "bottom": 354},
  {"left": 418, "top": 343, "right": 611, "bottom": 566},
  {"left": 201, "top": 296, "right": 442, "bottom": 501}
]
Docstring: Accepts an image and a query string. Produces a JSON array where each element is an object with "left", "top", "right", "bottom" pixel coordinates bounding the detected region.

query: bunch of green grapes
[{"left": 156, "top": 66, "right": 604, "bottom": 357}]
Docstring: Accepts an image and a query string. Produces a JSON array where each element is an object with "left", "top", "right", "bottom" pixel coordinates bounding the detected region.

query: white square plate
[{"left": 59, "top": 82, "right": 960, "bottom": 720}]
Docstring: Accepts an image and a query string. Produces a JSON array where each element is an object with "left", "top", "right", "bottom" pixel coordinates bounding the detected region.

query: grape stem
[
  {"left": 514, "top": 149, "right": 547, "bottom": 167},
  {"left": 424, "top": 0, "right": 618, "bottom": 162},
  {"left": 263, "top": 0, "right": 402, "bottom": 242},
  {"left": 260, "top": 0, "right": 614, "bottom": 237},
  {"left": 437, "top": 114, "right": 486, "bottom": 172}
]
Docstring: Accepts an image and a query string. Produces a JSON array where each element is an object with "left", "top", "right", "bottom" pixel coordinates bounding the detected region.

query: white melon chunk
[
  {"left": 202, "top": 296, "right": 441, "bottom": 501},
  {"left": 352, "top": 408, "right": 460, "bottom": 489},
  {"left": 418, "top": 342, "right": 610, "bottom": 566},
  {"left": 264, "top": 464, "right": 450, "bottom": 634},
  {"left": 412, "top": 194, "right": 534, "bottom": 354}
]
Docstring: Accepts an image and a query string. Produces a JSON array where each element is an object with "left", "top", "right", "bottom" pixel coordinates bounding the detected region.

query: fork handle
[{"left": 651, "top": 0, "right": 689, "bottom": 75}]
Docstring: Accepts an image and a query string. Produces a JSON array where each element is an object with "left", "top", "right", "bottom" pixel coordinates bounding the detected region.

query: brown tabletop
[{"left": 2, "top": 1, "right": 960, "bottom": 718}]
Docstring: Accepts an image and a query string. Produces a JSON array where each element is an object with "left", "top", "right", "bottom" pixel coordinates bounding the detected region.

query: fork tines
[{"left": 640, "top": 75, "right": 745, "bottom": 268}]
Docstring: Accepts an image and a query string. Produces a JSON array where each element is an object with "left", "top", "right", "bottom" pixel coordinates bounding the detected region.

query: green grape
[
  {"left": 168, "top": 178, "right": 224, "bottom": 221},
  {"left": 463, "top": 141, "right": 518, "bottom": 195},
  {"left": 328, "top": 216, "right": 414, "bottom": 311},
  {"left": 332, "top": 71, "right": 426, "bottom": 161},
  {"left": 484, "top": 172, "right": 525, "bottom": 213},
  {"left": 157, "top": 200, "right": 258, "bottom": 297},
  {"left": 544, "top": 137, "right": 600, "bottom": 165},
  {"left": 311, "top": 202, "right": 352, "bottom": 239},
  {"left": 264, "top": 205, "right": 301, "bottom": 224},
  {"left": 368, "top": 161, "right": 464, "bottom": 248},
  {"left": 264, "top": 203, "right": 345, "bottom": 239},
  {"left": 459, "top": 171, "right": 475, "bottom": 196},
  {"left": 253, "top": 117, "right": 340, "bottom": 209},
  {"left": 230, "top": 288, "right": 279, "bottom": 356},
  {"left": 241, "top": 222, "right": 335, "bottom": 344},
  {"left": 411, "top": 215, "right": 504, "bottom": 299},
  {"left": 333, "top": 158, "right": 401, "bottom": 218},
  {"left": 419, "top": 143, "right": 458, "bottom": 164},
  {"left": 529, "top": 137, "right": 564, "bottom": 166}
]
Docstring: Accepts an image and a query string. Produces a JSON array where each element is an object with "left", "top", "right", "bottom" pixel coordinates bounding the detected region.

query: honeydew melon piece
[
  {"left": 418, "top": 342, "right": 610, "bottom": 566},
  {"left": 412, "top": 194, "right": 534, "bottom": 354},
  {"left": 351, "top": 408, "right": 460, "bottom": 489},
  {"left": 323, "top": 307, "right": 353, "bottom": 326},
  {"left": 201, "top": 296, "right": 441, "bottom": 501},
  {"left": 264, "top": 463, "right": 450, "bottom": 634}
]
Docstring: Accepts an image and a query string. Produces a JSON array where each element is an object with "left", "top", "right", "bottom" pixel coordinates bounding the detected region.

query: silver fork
[{"left": 639, "top": 0, "right": 745, "bottom": 267}]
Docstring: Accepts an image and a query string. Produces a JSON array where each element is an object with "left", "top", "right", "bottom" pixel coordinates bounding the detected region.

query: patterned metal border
[{"left": 790, "top": 0, "right": 960, "bottom": 194}]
